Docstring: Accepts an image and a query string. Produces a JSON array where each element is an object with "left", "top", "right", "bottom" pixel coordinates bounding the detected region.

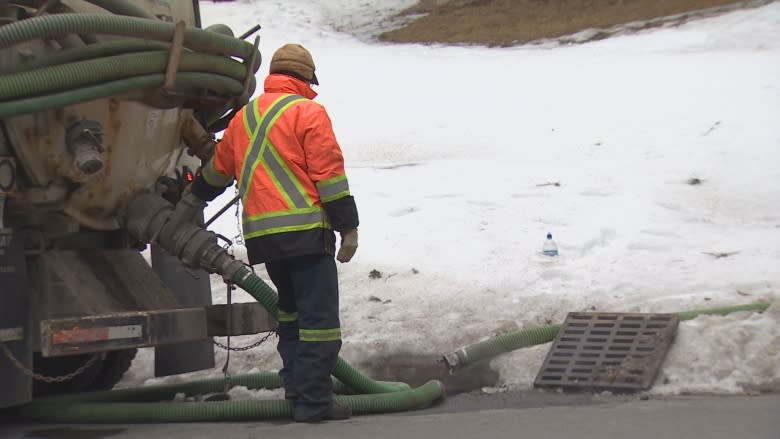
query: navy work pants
[{"left": 265, "top": 254, "right": 342, "bottom": 421}]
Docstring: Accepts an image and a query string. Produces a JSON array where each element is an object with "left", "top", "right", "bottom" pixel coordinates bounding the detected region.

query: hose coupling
[
  {"left": 66, "top": 120, "right": 105, "bottom": 175},
  {"left": 121, "top": 191, "right": 245, "bottom": 280},
  {"left": 440, "top": 350, "right": 466, "bottom": 374}
]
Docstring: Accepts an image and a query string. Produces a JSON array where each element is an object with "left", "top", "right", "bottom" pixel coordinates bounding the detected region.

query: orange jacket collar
[{"left": 263, "top": 74, "right": 318, "bottom": 100}]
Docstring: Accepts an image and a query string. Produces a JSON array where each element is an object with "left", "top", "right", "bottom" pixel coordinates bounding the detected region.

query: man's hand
[{"left": 336, "top": 228, "right": 358, "bottom": 263}]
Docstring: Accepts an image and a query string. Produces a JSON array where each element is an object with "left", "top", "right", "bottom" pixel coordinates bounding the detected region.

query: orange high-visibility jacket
[{"left": 194, "top": 74, "right": 357, "bottom": 259}]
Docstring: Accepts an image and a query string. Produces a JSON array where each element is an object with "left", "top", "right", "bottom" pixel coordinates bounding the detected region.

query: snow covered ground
[{"left": 121, "top": 0, "right": 780, "bottom": 397}]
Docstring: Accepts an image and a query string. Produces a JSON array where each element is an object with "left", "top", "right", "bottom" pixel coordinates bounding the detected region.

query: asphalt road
[{"left": 1, "top": 391, "right": 778, "bottom": 439}]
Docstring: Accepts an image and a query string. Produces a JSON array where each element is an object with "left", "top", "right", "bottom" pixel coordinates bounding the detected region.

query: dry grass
[{"left": 379, "top": 0, "right": 757, "bottom": 46}]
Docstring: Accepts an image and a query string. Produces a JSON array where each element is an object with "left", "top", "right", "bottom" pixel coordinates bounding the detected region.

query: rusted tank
[{"left": 0, "top": 0, "right": 270, "bottom": 408}]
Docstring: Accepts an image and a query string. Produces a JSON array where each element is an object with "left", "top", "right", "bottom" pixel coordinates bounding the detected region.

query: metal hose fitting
[{"left": 120, "top": 191, "right": 245, "bottom": 280}]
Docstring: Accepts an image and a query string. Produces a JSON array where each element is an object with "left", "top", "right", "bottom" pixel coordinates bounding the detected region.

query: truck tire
[
  {"left": 32, "top": 349, "right": 137, "bottom": 397},
  {"left": 89, "top": 348, "right": 138, "bottom": 392}
]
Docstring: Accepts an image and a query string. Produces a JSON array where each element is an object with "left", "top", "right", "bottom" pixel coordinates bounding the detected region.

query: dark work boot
[
  {"left": 294, "top": 400, "right": 352, "bottom": 423},
  {"left": 323, "top": 400, "right": 352, "bottom": 420}
]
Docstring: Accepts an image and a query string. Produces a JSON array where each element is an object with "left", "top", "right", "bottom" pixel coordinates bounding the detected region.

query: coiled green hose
[
  {"left": 0, "top": 13, "right": 255, "bottom": 59},
  {"left": 0, "top": 73, "right": 245, "bottom": 118},
  {"left": 0, "top": 50, "right": 248, "bottom": 101},
  {"left": 18, "top": 372, "right": 410, "bottom": 405},
  {"left": 13, "top": 0, "right": 154, "bottom": 19},
  {"left": 9, "top": 40, "right": 171, "bottom": 73},
  {"left": 0, "top": 12, "right": 260, "bottom": 118},
  {"left": 20, "top": 372, "right": 399, "bottom": 404},
  {"left": 29, "top": 372, "right": 289, "bottom": 404},
  {"left": 17, "top": 381, "right": 445, "bottom": 423}
]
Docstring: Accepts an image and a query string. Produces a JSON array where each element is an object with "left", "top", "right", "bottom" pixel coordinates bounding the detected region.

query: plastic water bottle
[{"left": 542, "top": 233, "right": 558, "bottom": 256}]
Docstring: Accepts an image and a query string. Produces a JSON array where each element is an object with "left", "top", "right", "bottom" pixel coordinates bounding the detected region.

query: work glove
[
  {"left": 167, "top": 191, "right": 206, "bottom": 230},
  {"left": 336, "top": 228, "right": 358, "bottom": 263}
]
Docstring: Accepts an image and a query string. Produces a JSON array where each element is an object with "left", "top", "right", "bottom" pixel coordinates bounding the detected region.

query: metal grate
[{"left": 534, "top": 312, "right": 679, "bottom": 392}]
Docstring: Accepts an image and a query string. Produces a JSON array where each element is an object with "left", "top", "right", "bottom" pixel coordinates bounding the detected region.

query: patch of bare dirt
[{"left": 379, "top": 0, "right": 770, "bottom": 46}]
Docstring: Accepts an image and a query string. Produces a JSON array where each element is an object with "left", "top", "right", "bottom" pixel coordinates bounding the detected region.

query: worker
[{"left": 184, "top": 43, "right": 358, "bottom": 422}]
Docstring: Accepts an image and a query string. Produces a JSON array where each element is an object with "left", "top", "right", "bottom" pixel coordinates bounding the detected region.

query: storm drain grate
[{"left": 534, "top": 312, "right": 679, "bottom": 392}]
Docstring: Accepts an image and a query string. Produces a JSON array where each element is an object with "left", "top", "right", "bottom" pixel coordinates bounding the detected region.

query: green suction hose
[
  {"left": 0, "top": 50, "right": 248, "bottom": 101},
  {"left": 0, "top": 73, "right": 244, "bottom": 118},
  {"left": 442, "top": 323, "right": 562, "bottom": 372},
  {"left": 30, "top": 372, "right": 288, "bottom": 404},
  {"left": 79, "top": 0, "right": 157, "bottom": 19},
  {"left": 9, "top": 40, "right": 172, "bottom": 73},
  {"left": 17, "top": 381, "right": 445, "bottom": 423},
  {"left": 443, "top": 301, "right": 773, "bottom": 371},
  {"left": 26, "top": 372, "right": 405, "bottom": 405},
  {"left": 675, "top": 302, "right": 771, "bottom": 321},
  {"left": 0, "top": 13, "right": 256, "bottom": 59},
  {"left": 16, "top": 0, "right": 160, "bottom": 19}
]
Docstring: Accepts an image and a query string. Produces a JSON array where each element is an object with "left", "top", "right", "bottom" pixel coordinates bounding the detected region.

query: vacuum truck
[{"left": 0, "top": 0, "right": 274, "bottom": 408}]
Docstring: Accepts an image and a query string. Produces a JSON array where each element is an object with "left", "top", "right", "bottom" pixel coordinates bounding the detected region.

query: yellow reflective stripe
[
  {"left": 264, "top": 143, "right": 313, "bottom": 208},
  {"left": 316, "top": 175, "right": 350, "bottom": 203},
  {"left": 243, "top": 99, "right": 258, "bottom": 134},
  {"left": 257, "top": 141, "right": 314, "bottom": 210},
  {"left": 239, "top": 95, "right": 306, "bottom": 204},
  {"left": 238, "top": 99, "right": 262, "bottom": 193},
  {"left": 201, "top": 158, "right": 232, "bottom": 187},
  {"left": 278, "top": 311, "right": 298, "bottom": 322},
  {"left": 242, "top": 207, "right": 330, "bottom": 239},
  {"left": 299, "top": 328, "right": 341, "bottom": 342},
  {"left": 244, "top": 222, "right": 324, "bottom": 239}
]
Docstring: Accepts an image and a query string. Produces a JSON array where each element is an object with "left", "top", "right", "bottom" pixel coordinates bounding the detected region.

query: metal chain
[
  {"left": 221, "top": 281, "right": 234, "bottom": 389},
  {"left": 0, "top": 340, "right": 104, "bottom": 383},
  {"left": 213, "top": 280, "right": 275, "bottom": 352},
  {"left": 233, "top": 186, "right": 245, "bottom": 248},
  {"left": 212, "top": 330, "right": 275, "bottom": 352}
]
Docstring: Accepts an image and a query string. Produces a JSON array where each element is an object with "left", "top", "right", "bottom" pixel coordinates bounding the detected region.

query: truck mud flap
[{"left": 151, "top": 243, "right": 215, "bottom": 377}]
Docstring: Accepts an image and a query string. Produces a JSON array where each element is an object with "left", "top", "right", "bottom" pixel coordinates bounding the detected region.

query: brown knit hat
[{"left": 269, "top": 43, "right": 318, "bottom": 85}]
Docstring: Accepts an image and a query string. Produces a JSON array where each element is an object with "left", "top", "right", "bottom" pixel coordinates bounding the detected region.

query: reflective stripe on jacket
[{"left": 201, "top": 74, "right": 352, "bottom": 240}]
